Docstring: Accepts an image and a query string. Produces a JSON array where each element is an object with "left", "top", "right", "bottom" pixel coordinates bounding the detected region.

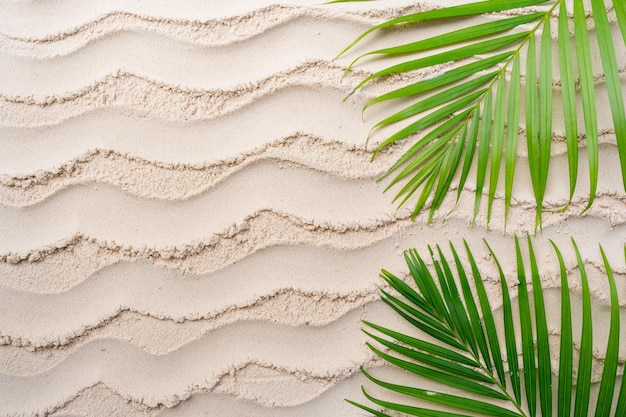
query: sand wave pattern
[
  {"left": 2, "top": 194, "right": 626, "bottom": 264},
  {"left": 45, "top": 366, "right": 377, "bottom": 417},
  {"left": 0, "top": 130, "right": 622, "bottom": 207},
  {"left": 0, "top": 209, "right": 408, "bottom": 264},
  {"left": 38, "top": 350, "right": 621, "bottom": 417},
  {"left": 1, "top": 257, "right": 623, "bottom": 351},
  {"left": 0, "top": 309, "right": 376, "bottom": 414},
  {"left": 0, "top": 2, "right": 618, "bottom": 59},
  {"left": 0, "top": 4, "right": 424, "bottom": 59},
  {"left": 0, "top": 61, "right": 370, "bottom": 127},
  {"left": 2, "top": 298, "right": 622, "bottom": 415},
  {"left": 1, "top": 213, "right": 625, "bottom": 294},
  {"left": 2, "top": 59, "right": 624, "bottom": 127},
  {"left": 0, "top": 136, "right": 393, "bottom": 207},
  {"left": 3, "top": 1, "right": 626, "bottom": 416},
  {"left": 0, "top": 281, "right": 379, "bottom": 349}
]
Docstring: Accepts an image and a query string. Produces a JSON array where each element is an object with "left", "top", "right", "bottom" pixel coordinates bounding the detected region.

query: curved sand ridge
[
  {"left": 0, "top": 137, "right": 622, "bottom": 208},
  {"left": 39, "top": 359, "right": 621, "bottom": 417},
  {"left": 2, "top": 214, "right": 626, "bottom": 293},
  {"left": 2, "top": 146, "right": 626, "bottom": 256},
  {"left": 0, "top": 2, "right": 618, "bottom": 59},
  {"left": 0, "top": 2, "right": 622, "bottom": 96},
  {"left": 1, "top": 257, "right": 624, "bottom": 351},
  {"left": 0, "top": 307, "right": 378, "bottom": 415},
  {"left": 0, "top": 136, "right": 395, "bottom": 206},
  {"left": 2, "top": 0, "right": 626, "bottom": 416},
  {"left": 2, "top": 57, "right": 625, "bottom": 127},
  {"left": 0, "top": 256, "right": 384, "bottom": 349},
  {"left": 2, "top": 296, "right": 624, "bottom": 415},
  {"left": 0, "top": 62, "right": 370, "bottom": 127},
  {"left": 0, "top": 1, "right": 431, "bottom": 47}
]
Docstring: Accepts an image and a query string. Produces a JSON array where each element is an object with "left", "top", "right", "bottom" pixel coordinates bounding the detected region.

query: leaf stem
[
  {"left": 460, "top": 336, "right": 530, "bottom": 417},
  {"left": 468, "top": 0, "right": 561, "bottom": 121},
  {"left": 430, "top": 0, "right": 562, "bottom": 222}
]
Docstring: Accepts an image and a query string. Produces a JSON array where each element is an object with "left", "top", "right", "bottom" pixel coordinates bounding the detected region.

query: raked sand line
[
  {"left": 4, "top": 212, "right": 623, "bottom": 294},
  {"left": 2, "top": 177, "right": 626, "bottom": 255},
  {"left": 7, "top": 0, "right": 593, "bottom": 37},
  {"left": 47, "top": 364, "right": 369, "bottom": 417},
  {"left": 2, "top": 293, "right": 623, "bottom": 395},
  {"left": 0, "top": 0, "right": 563, "bottom": 48},
  {"left": 0, "top": 6, "right": 319, "bottom": 57},
  {"left": 1, "top": 303, "right": 388, "bottom": 378},
  {"left": 0, "top": 290, "right": 377, "bottom": 355},
  {"left": 0, "top": 138, "right": 396, "bottom": 207},
  {"left": 0, "top": 102, "right": 380, "bottom": 174},
  {"left": 1, "top": 258, "right": 623, "bottom": 351},
  {"left": 0, "top": 1, "right": 618, "bottom": 59},
  {"left": 1, "top": 301, "right": 621, "bottom": 415},
  {"left": 6, "top": 18, "right": 623, "bottom": 95},
  {"left": 3, "top": 59, "right": 625, "bottom": 127},
  {"left": 1, "top": 19, "right": 376, "bottom": 95},
  {"left": 0, "top": 233, "right": 623, "bottom": 299},
  {"left": 0, "top": 209, "right": 411, "bottom": 270},
  {"left": 1, "top": 215, "right": 624, "bottom": 311},
  {"left": 0, "top": 307, "right": 377, "bottom": 414},
  {"left": 0, "top": 227, "right": 410, "bottom": 294},
  {"left": 0, "top": 133, "right": 623, "bottom": 207},
  {"left": 0, "top": 278, "right": 380, "bottom": 349},
  {"left": 0, "top": 62, "right": 364, "bottom": 127},
  {"left": 47, "top": 365, "right": 392, "bottom": 417},
  {"left": 0, "top": 100, "right": 618, "bottom": 174},
  {"left": 1, "top": 200, "right": 626, "bottom": 274},
  {"left": 0, "top": 162, "right": 403, "bottom": 253},
  {"left": 43, "top": 351, "right": 619, "bottom": 417},
  {"left": 1, "top": 195, "right": 625, "bottom": 263},
  {"left": 0, "top": 2, "right": 431, "bottom": 47},
  {"left": 2, "top": 55, "right": 624, "bottom": 115}
]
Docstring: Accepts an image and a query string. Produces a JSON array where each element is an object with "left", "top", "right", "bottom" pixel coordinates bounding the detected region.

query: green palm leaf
[
  {"left": 552, "top": 241, "right": 572, "bottom": 417},
  {"left": 349, "top": 239, "right": 625, "bottom": 416},
  {"left": 335, "top": 0, "right": 626, "bottom": 226},
  {"left": 572, "top": 239, "right": 593, "bottom": 417}
]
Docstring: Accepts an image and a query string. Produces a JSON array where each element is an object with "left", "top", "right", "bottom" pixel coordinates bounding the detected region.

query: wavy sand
[{"left": 1, "top": 0, "right": 625, "bottom": 415}]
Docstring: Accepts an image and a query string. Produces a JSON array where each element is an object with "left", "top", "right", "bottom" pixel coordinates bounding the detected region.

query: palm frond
[
  {"left": 336, "top": 0, "right": 626, "bottom": 227},
  {"left": 349, "top": 239, "right": 625, "bottom": 416}
]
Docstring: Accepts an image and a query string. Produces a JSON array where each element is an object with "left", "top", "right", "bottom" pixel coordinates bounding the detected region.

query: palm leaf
[
  {"left": 349, "top": 239, "right": 626, "bottom": 416},
  {"left": 593, "top": 246, "right": 621, "bottom": 416},
  {"left": 485, "top": 239, "right": 520, "bottom": 400},
  {"left": 590, "top": 0, "right": 626, "bottom": 194},
  {"left": 573, "top": 0, "right": 599, "bottom": 211},
  {"left": 515, "top": 236, "right": 537, "bottom": 417},
  {"left": 557, "top": 0, "right": 578, "bottom": 204},
  {"left": 572, "top": 239, "right": 593, "bottom": 417},
  {"left": 504, "top": 54, "right": 521, "bottom": 224},
  {"left": 527, "top": 237, "right": 552, "bottom": 416},
  {"left": 552, "top": 241, "right": 572, "bottom": 417},
  {"left": 473, "top": 88, "right": 493, "bottom": 225},
  {"left": 449, "top": 243, "right": 492, "bottom": 371},
  {"left": 335, "top": 0, "right": 626, "bottom": 226}
]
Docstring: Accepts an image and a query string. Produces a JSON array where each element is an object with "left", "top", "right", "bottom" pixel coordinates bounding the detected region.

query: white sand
[{"left": 1, "top": 0, "right": 625, "bottom": 415}]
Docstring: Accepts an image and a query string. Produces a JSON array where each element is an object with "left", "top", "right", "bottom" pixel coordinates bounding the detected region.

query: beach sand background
[{"left": 0, "top": 0, "right": 625, "bottom": 415}]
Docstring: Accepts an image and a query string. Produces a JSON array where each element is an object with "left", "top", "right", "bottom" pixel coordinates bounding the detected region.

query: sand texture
[{"left": 1, "top": 0, "right": 625, "bottom": 415}]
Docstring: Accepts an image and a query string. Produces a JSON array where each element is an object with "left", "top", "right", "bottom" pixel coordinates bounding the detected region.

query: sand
[{"left": 1, "top": 0, "right": 625, "bottom": 415}]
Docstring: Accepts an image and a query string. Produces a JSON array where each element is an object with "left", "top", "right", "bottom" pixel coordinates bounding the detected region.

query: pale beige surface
[{"left": 0, "top": 0, "right": 625, "bottom": 416}]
